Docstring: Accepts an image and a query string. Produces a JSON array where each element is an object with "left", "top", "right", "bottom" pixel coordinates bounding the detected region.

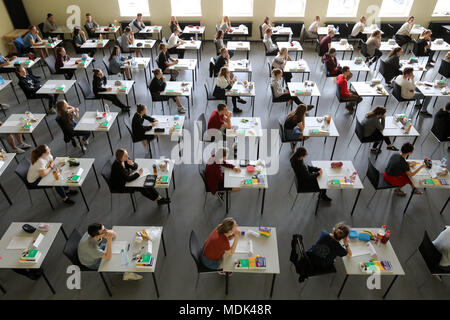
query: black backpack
[{"left": 290, "top": 234, "right": 314, "bottom": 283}]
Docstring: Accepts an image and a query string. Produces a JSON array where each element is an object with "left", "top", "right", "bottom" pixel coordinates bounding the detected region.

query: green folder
[
  {"left": 240, "top": 259, "right": 249, "bottom": 268},
  {"left": 70, "top": 175, "right": 80, "bottom": 182},
  {"left": 424, "top": 179, "right": 435, "bottom": 185},
  {"left": 332, "top": 179, "right": 341, "bottom": 185},
  {"left": 100, "top": 122, "right": 108, "bottom": 127},
  {"left": 245, "top": 179, "right": 253, "bottom": 185},
  {"left": 160, "top": 176, "right": 168, "bottom": 182},
  {"left": 142, "top": 254, "right": 152, "bottom": 263},
  {"left": 27, "top": 249, "right": 39, "bottom": 258}
]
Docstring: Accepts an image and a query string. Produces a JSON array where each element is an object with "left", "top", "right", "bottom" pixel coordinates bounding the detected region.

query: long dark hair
[
  {"left": 56, "top": 100, "right": 73, "bottom": 125},
  {"left": 217, "top": 218, "right": 236, "bottom": 234},
  {"left": 109, "top": 45, "right": 120, "bottom": 61},
  {"left": 388, "top": 47, "right": 402, "bottom": 57},
  {"left": 31, "top": 145, "right": 48, "bottom": 164},
  {"left": 286, "top": 104, "right": 307, "bottom": 124},
  {"left": 332, "top": 222, "right": 350, "bottom": 241},
  {"left": 365, "top": 106, "right": 386, "bottom": 118}
]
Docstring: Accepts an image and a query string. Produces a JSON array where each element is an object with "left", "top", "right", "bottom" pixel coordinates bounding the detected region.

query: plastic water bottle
[
  {"left": 120, "top": 249, "right": 129, "bottom": 266},
  {"left": 288, "top": 33, "right": 292, "bottom": 43},
  {"left": 0, "top": 76, "right": 4, "bottom": 85},
  {"left": 195, "top": 33, "right": 198, "bottom": 41},
  {"left": 441, "top": 156, "right": 447, "bottom": 167},
  {"left": 104, "top": 104, "right": 110, "bottom": 115}
]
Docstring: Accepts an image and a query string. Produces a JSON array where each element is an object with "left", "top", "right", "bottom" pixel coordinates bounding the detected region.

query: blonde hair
[{"left": 216, "top": 217, "right": 236, "bottom": 234}]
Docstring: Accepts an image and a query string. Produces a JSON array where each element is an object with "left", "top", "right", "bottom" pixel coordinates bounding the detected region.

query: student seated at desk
[
  {"left": 263, "top": 28, "right": 279, "bottom": 56},
  {"left": 415, "top": 30, "right": 435, "bottom": 67},
  {"left": 261, "top": 17, "right": 273, "bottom": 37},
  {"left": 130, "top": 13, "right": 145, "bottom": 34},
  {"left": 77, "top": 222, "right": 143, "bottom": 280},
  {"left": 149, "top": 68, "right": 186, "bottom": 114},
  {"left": 336, "top": 66, "right": 362, "bottom": 113},
  {"left": 213, "top": 66, "right": 246, "bottom": 114},
  {"left": 72, "top": 27, "right": 95, "bottom": 58},
  {"left": 431, "top": 102, "right": 450, "bottom": 149},
  {"left": 319, "top": 29, "right": 334, "bottom": 57},
  {"left": 395, "top": 16, "right": 414, "bottom": 47},
  {"left": 0, "top": 121, "right": 31, "bottom": 154},
  {"left": 445, "top": 51, "right": 450, "bottom": 63},
  {"left": 272, "top": 48, "right": 293, "bottom": 83},
  {"left": 322, "top": 48, "right": 342, "bottom": 76},
  {"left": 84, "top": 13, "right": 99, "bottom": 38},
  {"left": 167, "top": 28, "right": 185, "bottom": 59},
  {"left": 23, "top": 25, "right": 48, "bottom": 58},
  {"left": 360, "top": 106, "right": 398, "bottom": 154},
  {"left": 383, "top": 142, "right": 425, "bottom": 196},
  {"left": 0, "top": 52, "right": 16, "bottom": 68},
  {"left": 351, "top": 16, "right": 367, "bottom": 42},
  {"left": 55, "top": 100, "right": 90, "bottom": 152},
  {"left": 433, "top": 227, "right": 450, "bottom": 276},
  {"left": 219, "top": 16, "right": 232, "bottom": 34},
  {"left": 121, "top": 27, "right": 143, "bottom": 57},
  {"left": 214, "top": 48, "right": 231, "bottom": 76},
  {"left": 366, "top": 30, "right": 382, "bottom": 66},
  {"left": 290, "top": 147, "right": 332, "bottom": 201},
  {"left": 271, "top": 68, "right": 308, "bottom": 109},
  {"left": 16, "top": 66, "right": 57, "bottom": 114},
  {"left": 284, "top": 105, "right": 308, "bottom": 145},
  {"left": 42, "top": 13, "right": 57, "bottom": 36},
  {"left": 214, "top": 30, "right": 234, "bottom": 58},
  {"left": 394, "top": 67, "right": 432, "bottom": 117},
  {"left": 131, "top": 103, "right": 157, "bottom": 149},
  {"left": 202, "top": 217, "right": 241, "bottom": 272},
  {"left": 307, "top": 222, "right": 352, "bottom": 270},
  {"left": 92, "top": 68, "right": 130, "bottom": 113},
  {"left": 27, "top": 144, "right": 76, "bottom": 205},
  {"left": 55, "top": 47, "right": 74, "bottom": 80},
  {"left": 109, "top": 46, "right": 132, "bottom": 80},
  {"left": 383, "top": 47, "right": 403, "bottom": 86},
  {"left": 207, "top": 103, "right": 232, "bottom": 141},
  {"left": 205, "top": 147, "right": 241, "bottom": 200},
  {"left": 111, "top": 148, "right": 170, "bottom": 206},
  {"left": 157, "top": 43, "right": 179, "bottom": 81},
  {"left": 169, "top": 16, "right": 182, "bottom": 34},
  {"left": 307, "top": 16, "right": 320, "bottom": 39}
]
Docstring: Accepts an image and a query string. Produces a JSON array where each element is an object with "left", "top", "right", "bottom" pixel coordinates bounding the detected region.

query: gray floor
[{"left": 0, "top": 39, "right": 449, "bottom": 300}]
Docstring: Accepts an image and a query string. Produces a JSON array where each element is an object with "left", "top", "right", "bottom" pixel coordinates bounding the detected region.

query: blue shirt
[
  {"left": 23, "top": 32, "right": 37, "bottom": 48},
  {"left": 307, "top": 230, "right": 347, "bottom": 269},
  {"left": 0, "top": 54, "right": 6, "bottom": 64}
]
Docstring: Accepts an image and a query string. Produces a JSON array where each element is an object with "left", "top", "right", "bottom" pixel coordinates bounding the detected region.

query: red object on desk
[
  {"left": 246, "top": 166, "right": 255, "bottom": 173},
  {"left": 290, "top": 42, "right": 294, "bottom": 46},
  {"left": 196, "top": 26, "right": 199, "bottom": 29},
  {"left": 188, "top": 25, "right": 194, "bottom": 28}
]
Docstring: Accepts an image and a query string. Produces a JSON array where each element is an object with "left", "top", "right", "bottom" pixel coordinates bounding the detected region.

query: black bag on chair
[{"left": 290, "top": 234, "right": 314, "bottom": 283}]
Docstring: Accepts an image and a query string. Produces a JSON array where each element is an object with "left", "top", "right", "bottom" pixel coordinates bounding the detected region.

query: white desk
[
  {"left": 183, "top": 25, "right": 205, "bottom": 36},
  {"left": 81, "top": 39, "right": 110, "bottom": 57},
  {"left": 272, "top": 26, "right": 293, "bottom": 36},
  {"left": 98, "top": 226, "right": 165, "bottom": 298},
  {"left": 226, "top": 41, "right": 250, "bottom": 59},
  {"left": 128, "top": 39, "right": 156, "bottom": 66},
  {"left": 0, "top": 153, "right": 15, "bottom": 205},
  {"left": 226, "top": 81, "right": 256, "bottom": 116},
  {"left": 311, "top": 160, "right": 364, "bottom": 216},
  {"left": 228, "top": 59, "right": 252, "bottom": 81},
  {"left": 416, "top": 82, "right": 450, "bottom": 111},
  {"left": 399, "top": 60, "right": 427, "bottom": 80},
  {"left": 362, "top": 26, "right": 384, "bottom": 35},
  {"left": 379, "top": 41, "right": 400, "bottom": 52},
  {"left": 284, "top": 60, "right": 311, "bottom": 82},
  {"left": 410, "top": 25, "right": 426, "bottom": 36},
  {"left": 304, "top": 117, "right": 339, "bottom": 160},
  {"left": 74, "top": 111, "right": 120, "bottom": 155},
  {"left": 288, "top": 81, "right": 321, "bottom": 116},
  {"left": 0, "top": 79, "right": 18, "bottom": 106},
  {"left": 338, "top": 227, "right": 405, "bottom": 299},
  {"left": 36, "top": 79, "right": 80, "bottom": 105},
  {"left": 338, "top": 60, "right": 371, "bottom": 81},
  {"left": 177, "top": 40, "right": 202, "bottom": 63},
  {"left": 223, "top": 159, "right": 268, "bottom": 215},
  {"left": 351, "top": 82, "right": 390, "bottom": 107},
  {"left": 167, "top": 59, "right": 197, "bottom": 89},
  {"left": 277, "top": 41, "right": 304, "bottom": 59},
  {"left": 94, "top": 26, "right": 120, "bottom": 40},
  {"left": 0, "top": 222, "right": 67, "bottom": 294},
  {"left": 31, "top": 39, "right": 62, "bottom": 52},
  {"left": 226, "top": 117, "right": 262, "bottom": 138},
  {"left": 318, "top": 27, "right": 340, "bottom": 37},
  {"left": 221, "top": 226, "right": 280, "bottom": 297},
  {"left": 382, "top": 116, "right": 420, "bottom": 139},
  {"left": 49, "top": 26, "right": 73, "bottom": 37},
  {"left": 97, "top": 80, "right": 136, "bottom": 106},
  {"left": 331, "top": 42, "right": 354, "bottom": 60},
  {"left": 0, "top": 57, "right": 41, "bottom": 70},
  {"left": 139, "top": 26, "right": 163, "bottom": 40},
  {"left": 121, "top": 57, "right": 151, "bottom": 83},
  {"left": 228, "top": 26, "right": 249, "bottom": 37},
  {"left": 0, "top": 113, "right": 51, "bottom": 146},
  {"left": 145, "top": 115, "right": 185, "bottom": 158},
  {"left": 60, "top": 57, "right": 94, "bottom": 82},
  {"left": 160, "top": 81, "right": 193, "bottom": 118}
]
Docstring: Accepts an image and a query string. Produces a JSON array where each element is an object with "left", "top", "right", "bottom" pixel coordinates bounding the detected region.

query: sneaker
[
  {"left": 419, "top": 111, "right": 432, "bottom": 117},
  {"left": 157, "top": 197, "right": 171, "bottom": 206},
  {"left": 233, "top": 107, "right": 243, "bottom": 113},
  {"left": 218, "top": 271, "right": 232, "bottom": 276},
  {"left": 123, "top": 272, "right": 143, "bottom": 281},
  {"left": 319, "top": 193, "right": 332, "bottom": 202},
  {"left": 47, "top": 107, "right": 56, "bottom": 115},
  {"left": 306, "top": 105, "right": 314, "bottom": 111},
  {"left": 122, "top": 107, "right": 131, "bottom": 113},
  {"left": 66, "top": 190, "right": 79, "bottom": 196},
  {"left": 290, "top": 142, "right": 296, "bottom": 152},
  {"left": 386, "top": 145, "right": 399, "bottom": 151},
  {"left": 370, "top": 148, "right": 381, "bottom": 154},
  {"left": 63, "top": 198, "right": 75, "bottom": 205},
  {"left": 413, "top": 189, "right": 423, "bottom": 195},
  {"left": 0, "top": 103, "right": 10, "bottom": 110},
  {"left": 79, "top": 144, "right": 87, "bottom": 152},
  {"left": 237, "top": 98, "right": 247, "bottom": 104},
  {"left": 217, "top": 192, "right": 224, "bottom": 202},
  {"left": 13, "top": 147, "right": 25, "bottom": 154},
  {"left": 177, "top": 106, "right": 186, "bottom": 114},
  {"left": 19, "top": 143, "right": 31, "bottom": 149}
]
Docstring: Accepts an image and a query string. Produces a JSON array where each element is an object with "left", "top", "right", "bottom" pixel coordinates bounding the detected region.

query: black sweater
[
  {"left": 431, "top": 109, "right": 450, "bottom": 142},
  {"left": 111, "top": 160, "right": 139, "bottom": 192},
  {"left": 93, "top": 75, "right": 108, "bottom": 96},
  {"left": 132, "top": 112, "right": 155, "bottom": 142},
  {"left": 18, "top": 74, "right": 41, "bottom": 98},
  {"left": 290, "top": 156, "right": 321, "bottom": 193}
]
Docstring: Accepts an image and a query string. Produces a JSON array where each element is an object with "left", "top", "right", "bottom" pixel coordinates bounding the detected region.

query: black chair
[
  {"left": 360, "top": 39, "right": 370, "bottom": 60},
  {"left": 333, "top": 82, "right": 347, "bottom": 116},
  {"left": 204, "top": 84, "right": 224, "bottom": 113},
  {"left": 189, "top": 230, "right": 221, "bottom": 290},
  {"left": 347, "top": 117, "right": 379, "bottom": 158},
  {"left": 209, "top": 57, "right": 217, "bottom": 79},
  {"left": 437, "top": 59, "right": 450, "bottom": 79},
  {"left": 44, "top": 55, "right": 57, "bottom": 75},
  {"left": 278, "top": 120, "right": 298, "bottom": 153},
  {"left": 259, "top": 24, "right": 263, "bottom": 40},
  {"left": 63, "top": 229, "right": 112, "bottom": 296},
  {"left": 195, "top": 113, "right": 214, "bottom": 146},
  {"left": 38, "top": 23, "right": 48, "bottom": 38},
  {"left": 380, "top": 24, "right": 395, "bottom": 40},
  {"left": 198, "top": 164, "right": 216, "bottom": 208},
  {"left": 378, "top": 59, "right": 401, "bottom": 85},
  {"left": 124, "top": 116, "right": 152, "bottom": 159},
  {"left": 290, "top": 175, "right": 321, "bottom": 216},
  {"left": 412, "top": 39, "right": 430, "bottom": 64},
  {"left": 420, "top": 128, "right": 448, "bottom": 158},
  {"left": 101, "top": 159, "right": 137, "bottom": 212},
  {"left": 102, "top": 56, "right": 120, "bottom": 76},
  {"left": 77, "top": 78, "right": 101, "bottom": 110},
  {"left": 269, "top": 86, "right": 289, "bottom": 115},
  {"left": 391, "top": 82, "right": 416, "bottom": 115},
  {"left": 14, "top": 158, "right": 55, "bottom": 210},
  {"left": 55, "top": 116, "right": 84, "bottom": 155},
  {"left": 17, "top": 80, "right": 49, "bottom": 114},
  {"left": 364, "top": 158, "right": 396, "bottom": 207}
]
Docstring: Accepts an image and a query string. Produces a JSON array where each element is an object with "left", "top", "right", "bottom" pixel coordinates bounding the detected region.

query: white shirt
[
  {"left": 433, "top": 228, "right": 450, "bottom": 267},
  {"left": 396, "top": 22, "right": 412, "bottom": 35},
  {"left": 263, "top": 34, "right": 277, "bottom": 52},
  {"left": 27, "top": 154, "right": 53, "bottom": 183},
  {"left": 394, "top": 75, "right": 416, "bottom": 100},
  {"left": 167, "top": 33, "right": 180, "bottom": 49},
  {"left": 351, "top": 21, "right": 365, "bottom": 37},
  {"left": 217, "top": 76, "right": 231, "bottom": 89},
  {"left": 308, "top": 21, "right": 319, "bottom": 33}
]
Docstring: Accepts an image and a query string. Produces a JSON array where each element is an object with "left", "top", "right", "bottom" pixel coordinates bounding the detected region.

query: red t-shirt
[
  {"left": 336, "top": 74, "right": 350, "bottom": 98},
  {"left": 203, "top": 229, "right": 231, "bottom": 261},
  {"left": 207, "top": 110, "right": 225, "bottom": 130}
]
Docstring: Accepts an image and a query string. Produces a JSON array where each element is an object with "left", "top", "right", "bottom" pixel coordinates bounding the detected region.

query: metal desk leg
[
  {"left": 165, "top": 189, "right": 171, "bottom": 214},
  {"left": 403, "top": 190, "right": 415, "bottom": 214},
  {"left": 337, "top": 274, "right": 349, "bottom": 298},
  {"left": 99, "top": 272, "right": 112, "bottom": 297},
  {"left": 42, "top": 270, "right": 56, "bottom": 294},
  {"left": 270, "top": 274, "right": 276, "bottom": 298},
  {"left": 0, "top": 183, "right": 12, "bottom": 205},
  {"left": 226, "top": 190, "right": 229, "bottom": 214},
  {"left": 252, "top": 96, "right": 255, "bottom": 117},
  {"left": 60, "top": 225, "right": 68, "bottom": 241},
  {"left": 117, "top": 119, "right": 122, "bottom": 139},
  {"left": 314, "top": 194, "right": 320, "bottom": 216},
  {"left": 0, "top": 281, "right": 6, "bottom": 294},
  {"left": 79, "top": 187, "right": 89, "bottom": 211},
  {"left": 365, "top": 72, "right": 369, "bottom": 81},
  {"left": 10, "top": 82, "right": 20, "bottom": 104},
  {"left": 315, "top": 97, "right": 320, "bottom": 116},
  {"left": 93, "top": 165, "right": 101, "bottom": 189},
  {"left": 261, "top": 188, "right": 266, "bottom": 216},
  {"left": 384, "top": 96, "right": 389, "bottom": 108},
  {"left": 351, "top": 189, "right": 362, "bottom": 216},
  {"left": 441, "top": 196, "right": 450, "bottom": 215},
  {"left": 412, "top": 136, "right": 418, "bottom": 146},
  {"left": 225, "top": 272, "right": 229, "bottom": 295},
  {"left": 330, "top": 137, "right": 338, "bottom": 160},
  {"left": 172, "top": 170, "right": 176, "bottom": 190},
  {"left": 30, "top": 133, "right": 38, "bottom": 147},
  {"left": 382, "top": 275, "right": 398, "bottom": 299},
  {"left": 161, "top": 231, "right": 167, "bottom": 256},
  {"left": 152, "top": 273, "right": 160, "bottom": 298},
  {"left": 43, "top": 116, "right": 54, "bottom": 139},
  {"left": 133, "top": 86, "right": 137, "bottom": 104},
  {"left": 106, "top": 132, "right": 114, "bottom": 155}
]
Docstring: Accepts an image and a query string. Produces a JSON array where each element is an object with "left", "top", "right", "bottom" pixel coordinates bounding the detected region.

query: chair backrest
[
  {"left": 360, "top": 39, "right": 369, "bottom": 57},
  {"left": 299, "top": 24, "right": 306, "bottom": 44},
  {"left": 14, "top": 37, "right": 25, "bottom": 56},
  {"left": 55, "top": 116, "right": 74, "bottom": 143},
  {"left": 335, "top": 82, "right": 342, "bottom": 101},
  {"left": 102, "top": 56, "right": 112, "bottom": 75},
  {"left": 189, "top": 230, "right": 203, "bottom": 273},
  {"left": 355, "top": 117, "right": 365, "bottom": 142},
  {"left": 412, "top": 39, "right": 420, "bottom": 56},
  {"left": 209, "top": 57, "right": 215, "bottom": 78},
  {"left": 278, "top": 120, "right": 286, "bottom": 143},
  {"left": 14, "top": 158, "right": 32, "bottom": 189},
  {"left": 77, "top": 78, "right": 94, "bottom": 99},
  {"left": 63, "top": 229, "right": 84, "bottom": 267},
  {"left": 196, "top": 112, "right": 208, "bottom": 142},
  {"left": 124, "top": 116, "right": 136, "bottom": 141},
  {"left": 418, "top": 231, "right": 443, "bottom": 273},
  {"left": 44, "top": 55, "right": 57, "bottom": 74},
  {"left": 379, "top": 58, "right": 387, "bottom": 78},
  {"left": 438, "top": 59, "right": 450, "bottom": 79},
  {"left": 37, "top": 23, "right": 45, "bottom": 36},
  {"left": 198, "top": 164, "right": 210, "bottom": 192},
  {"left": 101, "top": 159, "right": 114, "bottom": 192},
  {"left": 392, "top": 81, "right": 405, "bottom": 101},
  {"left": 267, "top": 61, "right": 272, "bottom": 77},
  {"left": 366, "top": 158, "right": 380, "bottom": 189}
]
